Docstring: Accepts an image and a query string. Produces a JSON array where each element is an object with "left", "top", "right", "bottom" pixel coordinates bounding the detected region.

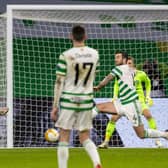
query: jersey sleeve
[
  {"left": 113, "top": 77, "right": 119, "bottom": 98},
  {"left": 56, "top": 54, "right": 67, "bottom": 76},
  {"left": 144, "top": 72, "right": 151, "bottom": 97},
  {"left": 111, "top": 66, "right": 123, "bottom": 78}
]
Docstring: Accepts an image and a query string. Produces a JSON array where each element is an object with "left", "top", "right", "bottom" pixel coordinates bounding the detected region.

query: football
[{"left": 45, "top": 128, "right": 59, "bottom": 142}]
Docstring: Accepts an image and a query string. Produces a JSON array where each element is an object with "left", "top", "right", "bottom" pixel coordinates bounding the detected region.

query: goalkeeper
[{"left": 98, "top": 56, "right": 163, "bottom": 148}]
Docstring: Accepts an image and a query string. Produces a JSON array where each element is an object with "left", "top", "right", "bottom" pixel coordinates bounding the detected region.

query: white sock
[
  {"left": 57, "top": 142, "right": 69, "bottom": 168},
  {"left": 83, "top": 139, "right": 101, "bottom": 167},
  {"left": 92, "top": 106, "right": 99, "bottom": 118},
  {"left": 145, "top": 129, "right": 166, "bottom": 138}
]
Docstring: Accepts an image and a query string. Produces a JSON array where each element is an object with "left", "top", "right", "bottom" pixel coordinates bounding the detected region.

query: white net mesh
[
  {"left": 0, "top": 16, "right": 7, "bottom": 147},
  {"left": 9, "top": 8, "right": 168, "bottom": 147},
  {"left": 13, "top": 10, "right": 168, "bottom": 23}
]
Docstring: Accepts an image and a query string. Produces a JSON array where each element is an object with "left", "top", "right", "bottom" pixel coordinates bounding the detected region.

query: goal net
[{"left": 5, "top": 5, "right": 168, "bottom": 148}]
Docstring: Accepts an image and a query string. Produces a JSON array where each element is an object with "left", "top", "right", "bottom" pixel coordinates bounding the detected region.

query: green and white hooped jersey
[
  {"left": 56, "top": 46, "right": 99, "bottom": 111},
  {"left": 111, "top": 65, "right": 138, "bottom": 105}
]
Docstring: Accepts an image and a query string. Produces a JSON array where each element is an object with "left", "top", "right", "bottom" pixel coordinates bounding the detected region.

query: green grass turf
[{"left": 0, "top": 148, "right": 168, "bottom": 168}]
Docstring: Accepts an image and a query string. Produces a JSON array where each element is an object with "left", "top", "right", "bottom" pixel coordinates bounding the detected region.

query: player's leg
[
  {"left": 55, "top": 110, "right": 76, "bottom": 168},
  {"left": 134, "top": 125, "right": 168, "bottom": 139},
  {"left": 96, "top": 102, "right": 118, "bottom": 114},
  {"left": 143, "top": 109, "right": 157, "bottom": 129},
  {"left": 79, "top": 130, "right": 101, "bottom": 168},
  {"left": 92, "top": 102, "right": 118, "bottom": 118},
  {"left": 142, "top": 107, "right": 163, "bottom": 147},
  {"left": 0, "top": 107, "right": 9, "bottom": 115},
  {"left": 105, "top": 114, "right": 121, "bottom": 143},
  {"left": 57, "top": 129, "right": 70, "bottom": 168},
  {"left": 127, "top": 101, "right": 168, "bottom": 140},
  {"left": 141, "top": 103, "right": 157, "bottom": 130},
  {"left": 77, "top": 111, "right": 102, "bottom": 168},
  {"left": 94, "top": 100, "right": 122, "bottom": 148},
  {"left": 98, "top": 114, "right": 121, "bottom": 148},
  {"left": 141, "top": 101, "right": 163, "bottom": 147}
]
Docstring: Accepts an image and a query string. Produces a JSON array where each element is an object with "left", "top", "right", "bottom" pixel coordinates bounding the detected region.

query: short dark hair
[
  {"left": 115, "top": 51, "right": 128, "bottom": 61},
  {"left": 72, "top": 25, "right": 85, "bottom": 42},
  {"left": 127, "top": 56, "right": 135, "bottom": 67}
]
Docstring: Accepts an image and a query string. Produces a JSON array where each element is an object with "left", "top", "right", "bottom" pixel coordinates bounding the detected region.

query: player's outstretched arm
[{"left": 94, "top": 73, "right": 114, "bottom": 91}]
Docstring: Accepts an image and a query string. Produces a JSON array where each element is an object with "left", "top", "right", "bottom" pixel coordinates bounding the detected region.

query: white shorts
[
  {"left": 55, "top": 109, "right": 92, "bottom": 131},
  {"left": 114, "top": 100, "right": 143, "bottom": 127}
]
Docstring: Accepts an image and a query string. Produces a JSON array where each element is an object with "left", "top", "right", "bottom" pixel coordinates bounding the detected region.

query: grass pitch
[{"left": 0, "top": 148, "right": 168, "bottom": 168}]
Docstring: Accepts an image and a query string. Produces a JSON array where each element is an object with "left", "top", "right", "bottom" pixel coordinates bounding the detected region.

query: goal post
[
  {"left": 5, "top": 5, "right": 168, "bottom": 148},
  {"left": 7, "top": 7, "right": 14, "bottom": 148},
  {"left": 0, "top": 14, "right": 7, "bottom": 148}
]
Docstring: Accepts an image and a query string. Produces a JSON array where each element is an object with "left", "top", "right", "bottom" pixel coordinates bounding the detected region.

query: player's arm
[
  {"left": 144, "top": 73, "right": 151, "bottom": 98},
  {"left": 144, "top": 72, "right": 153, "bottom": 106},
  {"left": 51, "top": 54, "right": 66, "bottom": 121},
  {"left": 94, "top": 73, "right": 114, "bottom": 91},
  {"left": 53, "top": 74, "right": 65, "bottom": 108},
  {"left": 94, "top": 66, "right": 121, "bottom": 91}
]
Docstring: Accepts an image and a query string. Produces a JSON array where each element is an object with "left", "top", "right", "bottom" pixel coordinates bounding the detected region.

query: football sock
[
  {"left": 83, "top": 139, "right": 101, "bottom": 167},
  {"left": 145, "top": 129, "right": 166, "bottom": 138},
  {"left": 105, "top": 121, "right": 116, "bottom": 142},
  {"left": 148, "top": 118, "right": 157, "bottom": 130},
  {"left": 57, "top": 142, "right": 69, "bottom": 168}
]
